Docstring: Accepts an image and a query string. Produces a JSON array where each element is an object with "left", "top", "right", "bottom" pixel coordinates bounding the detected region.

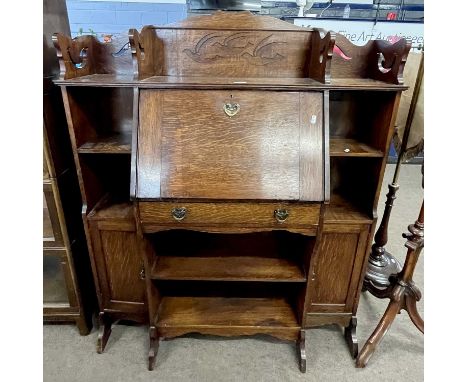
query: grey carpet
[{"left": 43, "top": 164, "right": 424, "bottom": 381}]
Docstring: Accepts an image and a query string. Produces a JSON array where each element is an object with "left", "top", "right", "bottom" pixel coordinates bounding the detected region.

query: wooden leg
[
  {"left": 76, "top": 315, "right": 91, "bottom": 336},
  {"left": 356, "top": 299, "right": 400, "bottom": 368},
  {"left": 96, "top": 312, "right": 112, "bottom": 354},
  {"left": 405, "top": 294, "right": 424, "bottom": 334},
  {"left": 344, "top": 316, "right": 358, "bottom": 359},
  {"left": 297, "top": 329, "right": 306, "bottom": 373},
  {"left": 148, "top": 326, "right": 159, "bottom": 371}
]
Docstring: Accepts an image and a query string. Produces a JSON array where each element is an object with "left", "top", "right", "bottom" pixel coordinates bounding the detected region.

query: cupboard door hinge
[
  {"left": 311, "top": 269, "right": 316, "bottom": 281},
  {"left": 139, "top": 264, "right": 146, "bottom": 280}
]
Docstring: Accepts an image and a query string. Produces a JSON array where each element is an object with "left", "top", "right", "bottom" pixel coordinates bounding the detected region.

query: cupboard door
[
  {"left": 308, "top": 224, "right": 369, "bottom": 313},
  {"left": 90, "top": 227, "right": 146, "bottom": 314}
]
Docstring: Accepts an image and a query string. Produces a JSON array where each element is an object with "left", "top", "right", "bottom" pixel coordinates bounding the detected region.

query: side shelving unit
[{"left": 52, "top": 32, "right": 148, "bottom": 354}]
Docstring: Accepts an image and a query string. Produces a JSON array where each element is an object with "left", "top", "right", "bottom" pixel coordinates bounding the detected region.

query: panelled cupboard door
[
  {"left": 308, "top": 224, "right": 370, "bottom": 314},
  {"left": 89, "top": 226, "right": 147, "bottom": 313},
  {"left": 137, "top": 90, "right": 324, "bottom": 201}
]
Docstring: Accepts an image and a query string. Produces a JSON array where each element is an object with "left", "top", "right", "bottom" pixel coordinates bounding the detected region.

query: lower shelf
[{"left": 156, "top": 296, "right": 300, "bottom": 340}]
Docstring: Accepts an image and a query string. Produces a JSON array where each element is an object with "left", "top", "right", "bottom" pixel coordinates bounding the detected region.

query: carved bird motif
[
  {"left": 241, "top": 35, "right": 286, "bottom": 66},
  {"left": 183, "top": 33, "right": 225, "bottom": 63},
  {"left": 211, "top": 33, "right": 255, "bottom": 56},
  {"left": 184, "top": 32, "right": 286, "bottom": 65}
]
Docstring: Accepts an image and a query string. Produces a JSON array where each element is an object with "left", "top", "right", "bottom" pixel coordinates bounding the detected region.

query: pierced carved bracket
[
  {"left": 129, "top": 26, "right": 163, "bottom": 80},
  {"left": 308, "top": 28, "right": 336, "bottom": 84},
  {"left": 52, "top": 33, "right": 110, "bottom": 80},
  {"left": 370, "top": 39, "right": 412, "bottom": 85}
]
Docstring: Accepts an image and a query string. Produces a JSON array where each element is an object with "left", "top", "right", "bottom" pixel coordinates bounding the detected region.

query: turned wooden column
[{"left": 356, "top": 200, "right": 424, "bottom": 368}]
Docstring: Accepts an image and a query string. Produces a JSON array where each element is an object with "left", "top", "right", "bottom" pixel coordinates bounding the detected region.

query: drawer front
[
  {"left": 139, "top": 201, "right": 320, "bottom": 229},
  {"left": 137, "top": 90, "right": 324, "bottom": 202}
]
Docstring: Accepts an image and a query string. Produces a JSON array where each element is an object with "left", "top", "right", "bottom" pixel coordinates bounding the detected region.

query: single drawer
[{"left": 139, "top": 201, "right": 320, "bottom": 230}]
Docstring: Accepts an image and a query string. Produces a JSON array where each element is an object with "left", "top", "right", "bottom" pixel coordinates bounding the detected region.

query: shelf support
[
  {"left": 297, "top": 329, "right": 306, "bottom": 373},
  {"left": 148, "top": 325, "right": 159, "bottom": 371},
  {"left": 344, "top": 316, "right": 358, "bottom": 359},
  {"left": 96, "top": 311, "right": 112, "bottom": 354}
]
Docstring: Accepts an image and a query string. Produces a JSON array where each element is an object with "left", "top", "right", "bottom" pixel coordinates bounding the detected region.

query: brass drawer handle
[
  {"left": 171, "top": 207, "right": 187, "bottom": 221},
  {"left": 223, "top": 102, "right": 240, "bottom": 117},
  {"left": 274, "top": 209, "right": 289, "bottom": 223}
]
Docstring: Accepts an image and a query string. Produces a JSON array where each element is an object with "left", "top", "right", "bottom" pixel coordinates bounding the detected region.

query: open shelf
[
  {"left": 87, "top": 198, "right": 133, "bottom": 222},
  {"left": 77, "top": 132, "right": 131, "bottom": 154},
  {"left": 148, "top": 230, "right": 311, "bottom": 283},
  {"left": 151, "top": 256, "right": 306, "bottom": 283},
  {"left": 325, "top": 194, "right": 373, "bottom": 224},
  {"left": 156, "top": 296, "right": 299, "bottom": 330},
  {"left": 330, "top": 138, "right": 383, "bottom": 157}
]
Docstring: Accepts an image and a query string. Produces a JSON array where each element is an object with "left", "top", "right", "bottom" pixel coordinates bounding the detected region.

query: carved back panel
[{"left": 130, "top": 12, "right": 325, "bottom": 80}]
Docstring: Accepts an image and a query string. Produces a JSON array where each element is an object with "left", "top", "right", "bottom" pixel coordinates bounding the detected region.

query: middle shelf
[
  {"left": 77, "top": 132, "right": 132, "bottom": 154},
  {"left": 148, "top": 230, "right": 311, "bottom": 284},
  {"left": 329, "top": 138, "right": 383, "bottom": 157},
  {"left": 151, "top": 256, "right": 306, "bottom": 282}
]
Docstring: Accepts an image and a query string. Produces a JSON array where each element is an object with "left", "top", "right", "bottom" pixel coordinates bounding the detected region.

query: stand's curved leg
[
  {"left": 96, "top": 312, "right": 112, "bottom": 354},
  {"left": 405, "top": 295, "right": 424, "bottom": 334},
  {"left": 356, "top": 300, "right": 400, "bottom": 368},
  {"left": 344, "top": 316, "right": 358, "bottom": 359},
  {"left": 148, "top": 326, "right": 159, "bottom": 371},
  {"left": 363, "top": 280, "right": 393, "bottom": 299},
  {"left": 297, "top": 329, "right": 306, "bottom": 373}
]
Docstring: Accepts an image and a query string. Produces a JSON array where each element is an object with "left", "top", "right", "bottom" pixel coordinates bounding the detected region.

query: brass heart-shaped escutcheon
[
  {"left": 223, "top": 102, "right": 240, "bottom": 117},
  {"left": 274, "top": 209, "right": 289, "bottom": 223},
  {"left": 171, "top": 207, "right": 187, "bottom": 221}
]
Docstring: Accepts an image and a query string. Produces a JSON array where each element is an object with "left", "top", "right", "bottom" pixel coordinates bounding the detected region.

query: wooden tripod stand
[{"left": 356, "top": 200, "right": 424, "bottom": 368}]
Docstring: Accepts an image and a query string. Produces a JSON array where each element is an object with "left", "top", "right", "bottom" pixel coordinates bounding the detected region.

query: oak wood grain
[
  {"left": 325, "top": 194, "right": 373, "bottom": 224},
  {"left": 299, "top": 92, "right": 323, "bottom": 200},
  {"left": 138, "top": 201, "right": 320, "bottom": 228},
  {"left": 99, "top": 230, "right": 146, "bottom": 303},
  {"left": 136, "top": 90, "right": 162, "bottom": 199},
  {"left": 159, "top": 90, "right": 300, "bottom": 200},
  {"left": 151, "top": 256, "right": 306, "bottom": 282},
  {"left": 330, "top": 138, "right": 383, "bottom": 157},
  {"left": 137, "top": 90, "right": 324, "bottom": 201},
  {"left": 305, "top": 312, "right": 352, "bottom": 327},
  {"left": 55, "top": 74, "right": 408, "bottom": 91},
  {"left": 77, "top": 131, "right": 132, "bottom": 154},
  {"left": 308, "top": 227, "right": 369, "bottom": 313},
  {"left": 157, "top": 296, "right": 299, "bottom": 340}
]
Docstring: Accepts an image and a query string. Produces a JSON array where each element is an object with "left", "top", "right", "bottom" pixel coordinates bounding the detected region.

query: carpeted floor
[{"left": 43, "top": 164, "right": 424, "bottom": 382}]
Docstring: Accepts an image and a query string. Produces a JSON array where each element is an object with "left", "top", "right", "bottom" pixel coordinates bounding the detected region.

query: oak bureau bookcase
[{"left": 53, "top": 11, "right": 410, "bottom": 372}]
